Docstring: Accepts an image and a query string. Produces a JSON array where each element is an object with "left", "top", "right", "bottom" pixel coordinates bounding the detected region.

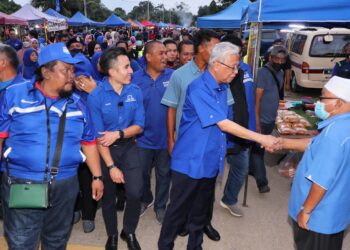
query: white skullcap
[{"left": 324, "top": 76, "right": 350, "bottom": 102}]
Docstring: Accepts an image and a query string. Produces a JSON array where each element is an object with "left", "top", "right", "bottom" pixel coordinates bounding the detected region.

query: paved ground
[{"left": 1, "top": 152, "right": 349, "bottom": 249}]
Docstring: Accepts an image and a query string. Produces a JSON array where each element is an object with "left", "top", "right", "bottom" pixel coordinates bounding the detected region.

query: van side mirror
[{"left": 323, "top": 34, "right": 333, "bottom": 43}]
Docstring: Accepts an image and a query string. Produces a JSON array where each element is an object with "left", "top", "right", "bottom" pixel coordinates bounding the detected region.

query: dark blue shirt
[
  {"left": 87, "top": 78, "right": 145, "bottom": 137},
  {"left": 0, "top": 74, "right": 24, "bottom": 92},
  {"left": 332, "top": 59, "right": 350, "bottom": 79},
  {"left": 171, "top": 70, "right": 228, "bottom": 179},
  {"left": 133, "top": 68, "right": 173, "bottom": 149},
  {"left": 5, "top": 38, "right": 23, "bottom": 51}
]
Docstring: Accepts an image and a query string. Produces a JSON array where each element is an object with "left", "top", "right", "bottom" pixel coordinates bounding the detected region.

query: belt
[{"left": 111, "top": 137, "right": 135, "bottom": 146}]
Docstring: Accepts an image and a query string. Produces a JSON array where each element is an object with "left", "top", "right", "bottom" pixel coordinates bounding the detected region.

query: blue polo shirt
[
  {"left": 161, "top": 59, "right": 234, "bottom": 133},
  {"left": 0, "top": 74, "right": 24, "bottom": 92},
  {"left": 171, "top": 70, "right": 228, "bottom": 179},
  {"left": 332, "top": 59, "right": 350, "bottom": 79},
  {"left": 5, "top": 38, "right": 23, "bottom": 51},
  {"left": 0, "top": 81, "right": 96, "bottom": 181},
  {"left": 87, "top": 78, "right": 145, "bottom": 137},
  {"left": 289, "top": 112, "right": 350, "bottom": 234},
  {"left": 133, "top": 68, "right": 173, "bottom": 149}
]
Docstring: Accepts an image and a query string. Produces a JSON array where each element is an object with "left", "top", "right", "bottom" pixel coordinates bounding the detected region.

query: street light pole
[{"left": 83, "top": 0, "right": 87, "bottom": 17}]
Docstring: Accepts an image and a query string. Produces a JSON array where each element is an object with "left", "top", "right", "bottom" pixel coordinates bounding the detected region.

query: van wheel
[{"left": 291, "top": 75, "right": 303, "bottom": 92}]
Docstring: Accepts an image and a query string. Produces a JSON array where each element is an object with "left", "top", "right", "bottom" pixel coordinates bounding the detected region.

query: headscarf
[
  {"left": 22, "top": 48, "right": 38, "bottom": 80},
  {"left": 91, "top": 52, "right": 104, "bottom": 81},
  {"left": 85, "top": 34, "right": 93, "bottom": 46}
]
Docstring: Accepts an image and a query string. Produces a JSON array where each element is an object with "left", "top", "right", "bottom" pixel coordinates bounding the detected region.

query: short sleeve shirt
[{"left": 288, "top": 113, "right": 350, "bottom": 234}]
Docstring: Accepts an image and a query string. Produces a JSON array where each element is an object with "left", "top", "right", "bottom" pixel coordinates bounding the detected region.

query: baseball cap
[
  {"left": 270, "top": 45, "right": 287, "bottom": 56},
  {"left": 38, "top": 43, "right": 81, "bottom": 66},
  {"left": 66, "top": 36, "right": 85, "bottom": 48}
]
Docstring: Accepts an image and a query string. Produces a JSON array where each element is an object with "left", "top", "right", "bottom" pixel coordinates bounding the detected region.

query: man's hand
[
  {"left": 168, "top": 139, "right": 175, "bottom": 155},
  {"left": 265, "top": 137, "right": 284, "bottom": 152},
  {"left": 297, "top": 210, "right": 310, "bottom": 230},
  {"left": 98, "top": 131, "right": 120, "bottom": 147},
  {"left": 259, "top": 135, "right": 281, "bottom": 151},
  {"left": 75, "top": 75, "right": 97, "bottom": 93},
  {"left": 109, "top": 167, "right": 125, "bottom": 184},
  {"left": 91, "top": 180, "right": 104, "bottom": 201}
]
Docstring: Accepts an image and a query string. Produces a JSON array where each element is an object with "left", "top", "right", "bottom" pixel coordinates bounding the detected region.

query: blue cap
[{"left": 38, "top": 43, "right": 81, "bottom": 66}]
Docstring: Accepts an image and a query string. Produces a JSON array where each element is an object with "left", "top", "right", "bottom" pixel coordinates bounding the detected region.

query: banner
[{"left": 56, "top": 0, "right": 60, "bottom": 12}]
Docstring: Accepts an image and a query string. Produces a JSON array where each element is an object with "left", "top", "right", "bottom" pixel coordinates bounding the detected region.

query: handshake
[{"left": 259, "top": 135, "right": 284, "bottom": 153}]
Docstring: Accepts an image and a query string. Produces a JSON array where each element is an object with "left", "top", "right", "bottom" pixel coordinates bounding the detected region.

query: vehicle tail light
[{"left": 301, "top": 62, "right": 323, "bottom": 74}]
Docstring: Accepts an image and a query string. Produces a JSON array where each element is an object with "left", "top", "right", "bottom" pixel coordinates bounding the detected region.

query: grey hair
[{"left": 208, "top": 42, "right": 240, "bottom": 67}]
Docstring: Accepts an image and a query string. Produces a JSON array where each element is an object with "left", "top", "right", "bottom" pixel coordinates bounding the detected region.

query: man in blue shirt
[
  {"left": 0, "top": 43, "right": 103, "bottom": 249},
  {"left": 332, "top": 42, "right": 350, "bottom": 79},
  {"left": 5, "top": 29, "right": 23, "bottom": 51},
  {"left": 161, "top": 29, "right": 225, "bottom": 241},
  {"left": 158, "top": 42, "right": 278, "bottom": 250},
  {"left": 276, "top": 76, "right": 350, "bottom": 250},
  {"left": 132, "top": 41, "right": 173, "bottom": 224},
  {"left": 0, "top": 45, "right": 24, "bottom": 91}
]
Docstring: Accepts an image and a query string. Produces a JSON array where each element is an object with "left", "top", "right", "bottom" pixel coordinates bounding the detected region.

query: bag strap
[
  {"left": 49, "top": 105, "right": 67, "bottom": 181},
  {"left": 264, "top": 65, "right": 284, "bottom": 100}
]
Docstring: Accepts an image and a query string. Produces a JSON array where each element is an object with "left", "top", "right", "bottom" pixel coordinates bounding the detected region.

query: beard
[{"left": 58, "top": 88, "right": 73, "bottom": 98}]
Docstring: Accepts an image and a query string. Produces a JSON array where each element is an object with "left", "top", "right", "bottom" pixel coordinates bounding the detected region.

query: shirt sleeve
[
  {"left": 226, "top": 87, "right": 234, "bottom": 105},
  {"left": 0, "top": 91, "right": 11, "bottom": 138},
  {"left": 87, "top": 93, "right": 105, "bottom": 138},
  {"left": 188, "top": 87, "right": 227, "bottom": 128},
  {"left": 305, "top": 136, "right": 344, "bottom": 190},
  {"left": 132, "top": 89, "right": 145, "bottom": 128},
  {"left": 81, "top": 104, "right": 97, "bottom": 145},
  {"left": 332, "top": 63, "right": 339, "bottom": 76},
  {"left": 161, "top": 72, "right": 180, "bottom": 108},
  {"left": 256, "top": 68, "right": 269, "bottom": 90}
]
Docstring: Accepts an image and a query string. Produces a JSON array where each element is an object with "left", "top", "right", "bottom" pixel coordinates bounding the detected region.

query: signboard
[
  {"left": 247, "top": 22, "right": 262, "bottom": 81},
  {"left": 46, "top": 20, "right": 67, "bottom": 32}
]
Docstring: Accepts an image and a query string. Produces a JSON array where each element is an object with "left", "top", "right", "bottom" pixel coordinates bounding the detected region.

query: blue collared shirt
[
  {"left": 161, "top": 59, "right": 234, "bottom": 132},
  {"left": 133, "top": 68, "right": 174, "bottom": 149},
  {"left": 289, "top": 112, "right": 350, "bottom": 234},
  {"left": 0, "top": 74, "right": 25, "bottom": 92},
  {"left": 87, "top": 78, "right": 145, "bottom": 137},
  {"left": 6, "top": 38, "right": 23, "bottom": 51},
  {"left": 171, "top": 70, "right": 228, "bottom": 179}
]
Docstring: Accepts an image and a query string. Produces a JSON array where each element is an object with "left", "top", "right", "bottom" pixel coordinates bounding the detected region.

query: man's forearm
[
  {"left": 97, "top": 144, "right": 114, "bottom": 167},
  {"left": 123, "top": 125, "right": 143, "bottom": 138},
  {"left": 167, "top": 107, "right": 176, "bottom": 142},
  {"left": 282, "top": 138, "right": 311, "bottom": 152},
  {"left": 302, "top": 182, "right": 327, "bottom": 214},
  {"left": 82, "top": 144, "right": 102, "bottom": 176}
]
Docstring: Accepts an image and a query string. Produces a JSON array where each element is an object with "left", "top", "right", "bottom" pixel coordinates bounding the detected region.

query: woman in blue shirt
[
  {"left": 22, "top": 48, "right": 38, "bottom": 80},
  {"left": 87, "top": 47, "right": 145, "bottom": 250}
]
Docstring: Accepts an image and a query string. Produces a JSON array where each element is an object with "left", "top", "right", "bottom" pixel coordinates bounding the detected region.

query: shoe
[
  {"left": 116, "top": 198, "right": 125, "bottom": 211},
  {"left": 155, "top": 209, "right": 166, "bottom": 224},
  {"left": 120, "top": 230, "right": 141, "bottom": 250},
  {"left": 220, "top": 201, "right": 243, "bottom": 217},
  {"left": 83, "top": 220, "right": 95, "bottom": 233},
  {"left": 73, "top": 211, "right": 81, "bottom": 224},
  {"left": 139, "top": 200, "right": 154, "bottom": 217},
  {"left": 259, "top": 185, "right": 270, "bottom": 193},
  {"left": 178, "top": 227, "right": 189, "bottom": 237},
  {"left": 203, "top": 224, "right": 220, "bottom": 241},
  {"left": 105, "top": 235, "right": 118, "bottom": 250}
]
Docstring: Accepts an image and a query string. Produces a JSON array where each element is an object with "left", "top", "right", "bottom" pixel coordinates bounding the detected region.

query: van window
[
  {"left": 310, "top": 34, "right": 350, "bottom": 57},
  {"left": 291, "top": 34, "right": 307, "bottom": 55}
]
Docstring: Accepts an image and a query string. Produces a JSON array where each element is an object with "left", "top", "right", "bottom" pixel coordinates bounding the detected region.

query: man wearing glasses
[
  {"left": 274, "top": 76, "right": 350, "bottom": 250},
  {"left": 250, "top": 45, "right": 287, "bottom": 194}
]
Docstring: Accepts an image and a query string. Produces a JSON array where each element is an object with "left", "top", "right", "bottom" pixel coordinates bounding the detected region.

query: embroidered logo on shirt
[
  {"left": 163, "top": 81, "right": 170, "bottom": 87},
  {"left": 125, "top": 95, "right": 136, "bottom": 103},
  {"left": 21, "top": 99, "right": 39, "bottom": 104},
  {"left": 105, "top": 103, "right": 111, "bottom": 106}
]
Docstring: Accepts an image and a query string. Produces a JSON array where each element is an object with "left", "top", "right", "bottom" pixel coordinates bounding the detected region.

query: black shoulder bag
[
  {"left": 264, "top": 65, "right": 284, "bottom": 100},
  {"left": 7, "top": 102, "right": 67, "bottom": 209}
]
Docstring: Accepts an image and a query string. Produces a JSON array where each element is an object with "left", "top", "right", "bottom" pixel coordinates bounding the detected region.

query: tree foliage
[{"left": 0, "top": 0, "right": 21, "bottom": 14}]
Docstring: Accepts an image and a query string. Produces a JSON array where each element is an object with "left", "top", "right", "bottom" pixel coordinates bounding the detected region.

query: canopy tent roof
[
  {"left": 104, "top": 14, "right": 130, "bottom": 27},
  {"left": 246, "top": 0, "right": 350, "bottom": 23},
  {"left": 141, "top": 20, "right": 155, "bottom": 27},
  {"left": 128, "top": 19, "right": 142, "bottom": 28},
  {"left": 133, "top": 20, "right": 144, "bottom": 28},
  {"left": 197, "top": 0, "right": 251, "bottom": 29},
  {"left": 45, "top": 8, "right": 68, "bottom": 20},
  {"left": 155, "top": 21, "right": 169, "bottom": 28},
  {"left": 68, "top": 11, "right": 103, "bottom": 27},
  {"left": 0, "top": 11, "right": 28, "bottom": 25},
  {"left": 11, "top": 4, "right": 65, "bottom": 23}
]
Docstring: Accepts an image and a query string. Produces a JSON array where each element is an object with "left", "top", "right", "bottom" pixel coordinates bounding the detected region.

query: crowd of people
[{"left": 0, "top": 24, "right": 349, "bottom": 250}]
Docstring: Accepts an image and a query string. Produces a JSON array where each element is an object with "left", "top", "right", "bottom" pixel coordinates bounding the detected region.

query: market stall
[
  {"left": 103, "top": 14, "right": 130, "bottom": 27},
  {"left": 0, "top": 12, "right": 28, "bottom": 25},
  {"left": 68, "top": 11, "right": 103, "bottom": 27}
]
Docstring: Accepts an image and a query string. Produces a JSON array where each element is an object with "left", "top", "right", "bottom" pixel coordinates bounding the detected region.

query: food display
[{"left": 276, "top": 110, "right": 312, "bottom": 135}]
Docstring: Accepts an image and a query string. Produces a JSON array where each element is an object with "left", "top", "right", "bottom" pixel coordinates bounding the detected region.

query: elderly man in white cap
[{"left": 275, "top": 76, "right": 350, "bottom": 250}]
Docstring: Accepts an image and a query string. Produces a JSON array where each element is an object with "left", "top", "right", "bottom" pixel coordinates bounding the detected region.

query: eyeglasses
[{"left": 218, "top": 61, "right": 239, "bottom": 72}]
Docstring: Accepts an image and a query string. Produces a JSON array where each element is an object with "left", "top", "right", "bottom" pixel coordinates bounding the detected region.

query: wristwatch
[
  {"left": 118, "top": 130, "right": 125, "bottom": 140},
  {"left": 92, "top": 176, "right": 103, "bottom": 181},
  {"left": 301, "top": 206, "right": 311, "bottom": 215},
  {"left": 107, "top": 163, "right": 118, "bottom": 170}
]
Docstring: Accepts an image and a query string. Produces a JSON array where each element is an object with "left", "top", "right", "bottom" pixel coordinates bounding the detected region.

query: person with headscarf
[
  {"left": 91, "top": 51, "right": 104, "bottom": 82},
  {"left": 22, "top": 48, "right": 38, "bottom": 80},
  {"left": 87, "top": 41, "right": 102, "bottom": 59},
  {"left": 30, "top": 38, "right": 39, "bottom": 52}
]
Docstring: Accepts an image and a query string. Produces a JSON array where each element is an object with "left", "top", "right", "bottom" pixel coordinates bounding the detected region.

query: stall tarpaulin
[
  {"left": 0, "top": 12, "right": 28, "bottom": 25},
  {"left": 45, "top": 8, "right": 68, "bottom": 20},
  {"left": 141, "top": 20, "right": 155, "bottom": 27},
  {"left": 11, "top": 4, "right": 67, "bottom": 31},
  {"left": 68, "top": 11, "right": 103, "bottom": 27},
  {"left": 197, "top": 0, "right": 251, "bottom": 29},
  {"left": 103, "top": 14, "right": 130, "bottom": 27}
]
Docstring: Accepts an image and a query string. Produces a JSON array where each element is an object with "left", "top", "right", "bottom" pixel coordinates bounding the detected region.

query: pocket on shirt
[{"left": 102, "top": 105, "right": 113, "bottom": 114}]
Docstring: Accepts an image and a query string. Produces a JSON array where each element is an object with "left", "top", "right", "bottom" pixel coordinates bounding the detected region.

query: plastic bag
[{"left": 278, "top": 151, "right": 303, "bottom": 178}]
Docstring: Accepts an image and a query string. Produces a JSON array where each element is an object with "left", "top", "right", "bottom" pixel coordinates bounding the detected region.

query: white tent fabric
[{"left": 11, "top": 4, "right": 65, "bottom": 23}]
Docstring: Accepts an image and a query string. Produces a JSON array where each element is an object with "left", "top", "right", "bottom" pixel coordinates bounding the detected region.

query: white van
[{"left": 289, "top": 27, "right": 350, "bottom": 90}]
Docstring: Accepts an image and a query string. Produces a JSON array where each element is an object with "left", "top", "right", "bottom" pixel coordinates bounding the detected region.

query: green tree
[
  {"left": 0, "top": 0, "right": 21, "bottom": 14},
  {"left": 114, "top": 7, "right": 127, "bottom": 20}
]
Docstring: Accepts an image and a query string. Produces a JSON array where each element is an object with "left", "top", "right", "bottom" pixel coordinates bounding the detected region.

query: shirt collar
[
  {"left": 103, "top": 78, "right": 114, "bottom": 92},
  {"left": 202, "top": 69, "right": 226, "bottom": 91},
  {"left": 318, "top": 112, "right": 350, "bottom": 130},
  {"left": 189, "top": 58, "right": 201, "bottom": 75}
]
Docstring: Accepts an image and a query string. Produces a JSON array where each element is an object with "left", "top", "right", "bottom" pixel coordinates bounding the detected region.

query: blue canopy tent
[
  {"left": 45, "top": 8, "right": 68, "bottom": 20},
  {"left": 155, "top": 22, "right": 169, "bottom": 28},
  {"left": 68, "top": 11, "right": 103, "bottom": 27},
  {"left": 104, "top": 14, "right": 130, "bottom": 27},
  {"left": 197, "top": 0, "right": 251, "bottom": 29}
]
